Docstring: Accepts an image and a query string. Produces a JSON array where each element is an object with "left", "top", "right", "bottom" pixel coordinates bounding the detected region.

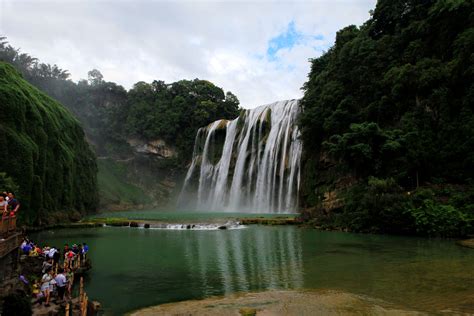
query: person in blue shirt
[{"left": 7, "top": 192, "right": 20, "bottom": 216}]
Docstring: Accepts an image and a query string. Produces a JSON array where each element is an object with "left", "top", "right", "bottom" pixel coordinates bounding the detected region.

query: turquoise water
[{"left": 32, "top": 213, "right": 474, "bottom": 315}]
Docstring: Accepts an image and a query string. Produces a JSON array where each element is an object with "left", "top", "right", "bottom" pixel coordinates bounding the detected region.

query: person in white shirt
[
  {"left": 55, "top": 268, "right": 67, "bottom": 301},
  {"left": 41, "top": 269, "right": 53, "bottom": 306}
]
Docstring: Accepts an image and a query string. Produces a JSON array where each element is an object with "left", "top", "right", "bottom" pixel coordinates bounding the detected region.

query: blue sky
[
  {"left": 267, "top": 21, "right": 325, "bottom": 60},
  {"left": 0, "top": 0, "right": 377, "bottom": 108}
]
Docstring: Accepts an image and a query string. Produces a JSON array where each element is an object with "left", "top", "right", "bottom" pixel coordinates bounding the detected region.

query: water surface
[{"left": 32, "top": 213, "right": 474, "bottom": 315}]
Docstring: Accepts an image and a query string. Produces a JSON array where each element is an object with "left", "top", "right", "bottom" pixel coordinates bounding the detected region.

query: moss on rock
[{"left": 0, "top": 62, "right": 98, "bottom": 225}]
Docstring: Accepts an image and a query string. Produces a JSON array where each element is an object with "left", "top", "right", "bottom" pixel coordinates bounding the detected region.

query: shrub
[{"left": 408, "top": 199, "right": 472, "bottom": 237}]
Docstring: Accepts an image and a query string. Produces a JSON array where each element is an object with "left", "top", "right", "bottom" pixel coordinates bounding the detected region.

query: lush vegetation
[
  {"left": 0, "top": 62, "right": 98, "bottom": 225},
  {"left": 0, "top": 37, "right": 240, "bottom": 163},
  {"left": 299, "top": 0, "right": 474, "bottom": 237},
  {"left": 125, "top": 79, "right": 239, "bottom": 160},
  {"left": 1, "top": 37, "right": 240, "bottom": 210}
]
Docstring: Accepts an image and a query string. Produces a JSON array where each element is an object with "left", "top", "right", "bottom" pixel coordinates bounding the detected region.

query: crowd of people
[
  {"left": 0, "top": 191, "right": 20, "bottom": 217},
  {"left": 20, "top": 238, "right": 90, "bottom": 307}
]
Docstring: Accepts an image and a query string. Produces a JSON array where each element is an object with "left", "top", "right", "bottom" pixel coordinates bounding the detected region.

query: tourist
[
  {"left": 43, "top": 246, "right": 50, "bottom": 258},
  {"left": 65, "top": 267, "right": 74, "bottom": 299},
  {"left": 82, "top": 242, "right": 89, "bottom": 259},
  {"left": 7, "top": 192, "right": 20, "bottom": 216},
  {"left": 22, "top": 242, "right": 32, "bottom": 254},
  {"left": 72, "top": 243, "right": 79, "bottom": 255},
  {"left": 55, "top": 267, "right": 67, "bottom": 301},
  {"left": 42, "top": 258, "right": 53, "bottom": 274},
  {"left": 0, "top": 195, "right": 8, "bottom": 215},
  {"left": 53, "top": 246, "right": 61, "bottom": 265},
  {"left": 35, "top": 244, "right": 43, "bottom": 256},
  {"left": 40, "top": 268, "right": 53, "bottom": 306},
  {"left": 29, "top": 243, "right": 40, "bottom": 257},
  {"left": 48, "top": 246, "right": 58, "bottom": 263},
  {"left": 32, "top": 281, "right": 41, "bottom": 299},
  {"left": 66, "top": 249, "right": 75, "bottom": 269}
]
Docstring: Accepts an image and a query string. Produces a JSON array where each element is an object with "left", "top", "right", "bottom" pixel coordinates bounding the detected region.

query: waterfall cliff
[{"left": 180, "top": 100, "right": 302, "bottom": 213}]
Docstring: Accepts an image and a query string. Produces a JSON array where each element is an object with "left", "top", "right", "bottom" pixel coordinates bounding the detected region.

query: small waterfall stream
[{"left": 180, "top": 100, "right": 302, "bottom": 213}]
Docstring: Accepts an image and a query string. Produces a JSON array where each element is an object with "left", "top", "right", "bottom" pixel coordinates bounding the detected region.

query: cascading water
[{"left": 179, "top": 100, "right": 302, "bottom": 213}]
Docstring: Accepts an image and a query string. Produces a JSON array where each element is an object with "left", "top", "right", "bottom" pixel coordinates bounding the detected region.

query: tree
[{"left": 88, "top": 69, "right": 104, "bottom": 86}]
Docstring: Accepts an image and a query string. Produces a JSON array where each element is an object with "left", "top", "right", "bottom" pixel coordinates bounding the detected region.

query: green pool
[{"left": 31, "top": 212, "right": 474, "bottom": 315}]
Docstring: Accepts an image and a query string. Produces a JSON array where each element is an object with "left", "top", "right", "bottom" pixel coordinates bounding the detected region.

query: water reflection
[{"left": 183, "top": 227, "right": 304, "bottom": 296}]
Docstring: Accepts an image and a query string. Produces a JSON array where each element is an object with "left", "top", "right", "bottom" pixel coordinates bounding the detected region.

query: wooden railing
[
  {"left": 0, "top": 231, "right": 22, "bottom": 258},
  {"left": 64, "top": 276, "right": 89, "bottom": 316},
  {"left": 1, "top": 216, "right": 17, "bottom": 237}
]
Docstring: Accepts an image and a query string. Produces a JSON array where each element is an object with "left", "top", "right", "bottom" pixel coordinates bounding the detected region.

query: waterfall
[{"left": 179, "top": 100, "right": 302, "bottom": 213}]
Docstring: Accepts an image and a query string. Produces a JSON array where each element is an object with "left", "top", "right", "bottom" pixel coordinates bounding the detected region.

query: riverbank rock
[
  {"left": 456, "top": 238, "right": 474, "bottom": 249},
  {"left": 129, "top": 290, "right": 423, "bottom": 316}
]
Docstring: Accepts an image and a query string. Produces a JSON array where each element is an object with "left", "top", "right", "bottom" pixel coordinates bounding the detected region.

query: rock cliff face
[
  {"left": 127, "top": 138, "right": 177, "bottom": 159},
  {"left": 299, "top": 149, "right": 356, "bottom": 217}
]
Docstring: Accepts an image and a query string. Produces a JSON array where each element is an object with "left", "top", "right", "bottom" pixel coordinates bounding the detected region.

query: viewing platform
[{"left": 0, "top": 216, "right": 22, "bottom": 258}]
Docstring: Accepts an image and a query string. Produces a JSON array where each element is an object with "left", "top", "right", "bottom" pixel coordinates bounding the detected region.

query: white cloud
[{"left": 0, "top": 0, "right": 376, "bottom": 108}]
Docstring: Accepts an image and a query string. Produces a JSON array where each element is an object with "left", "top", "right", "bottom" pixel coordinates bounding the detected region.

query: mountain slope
[{"left": 0, "top": 62, "right": 98, "bottom": 225}]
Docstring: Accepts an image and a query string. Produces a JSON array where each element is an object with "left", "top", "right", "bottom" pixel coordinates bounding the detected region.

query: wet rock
[
  {"left": 218, "top": 226, "right": 227, "bottom": 230},
  {"left": 130, "top": 222, "right": 139, "bottom": 228},
  {"left": 144, "top": 224, "right": 150, "bottom": 229},
  {"left": 88, "top": 300, "right": 102, "bottom": 315}
]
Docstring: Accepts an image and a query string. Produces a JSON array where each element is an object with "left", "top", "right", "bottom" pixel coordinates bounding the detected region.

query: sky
[{"left": 0, "top": 0, "right": 376, "bottom": 108}]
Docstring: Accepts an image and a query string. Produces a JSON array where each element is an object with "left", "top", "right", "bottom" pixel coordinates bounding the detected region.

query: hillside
[
  {"left": 0, "top": 62, "right": 98, "bottom": 225},
  {"left": 299, "top": 0, "right": 474, "bottom": 236}
]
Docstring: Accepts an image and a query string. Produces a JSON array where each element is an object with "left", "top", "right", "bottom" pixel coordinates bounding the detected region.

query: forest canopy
[{"left": 299, "top": 0, "right": 474, "bottom": 236}]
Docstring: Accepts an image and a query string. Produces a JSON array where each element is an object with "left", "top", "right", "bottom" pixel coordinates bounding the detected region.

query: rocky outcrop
[{"left": 127, "top": 138, "right": 177, "bottom": 159}]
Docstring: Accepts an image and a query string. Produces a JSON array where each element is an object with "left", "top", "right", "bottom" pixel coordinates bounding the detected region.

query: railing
[
  {"left": 0, "top": 231, "right": 22, "bottom": 258},
  {"left": 1, "top": 216, "right": 17, "bottom": 237},
  {"left": 64, "top": 276, "right": 89, "bottom": 316}
]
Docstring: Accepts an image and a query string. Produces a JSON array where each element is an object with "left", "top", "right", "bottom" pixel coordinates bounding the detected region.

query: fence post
[
  {"left": 82, "top": 293, "right": 88, "bottom": 316},
  {"left": 79, "top": 277, "right": 84, "bottom": 303}
]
